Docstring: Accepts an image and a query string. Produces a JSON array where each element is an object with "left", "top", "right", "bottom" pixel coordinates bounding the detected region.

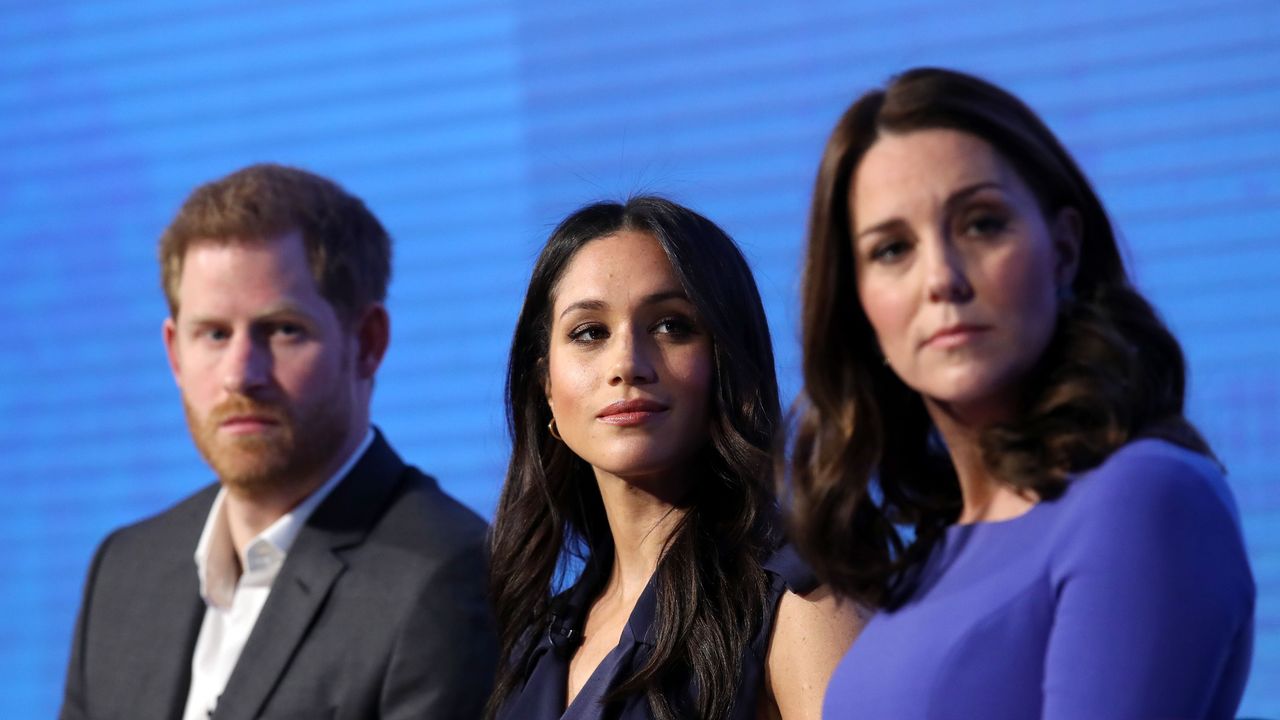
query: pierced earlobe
[{"left": 548, "top": 418, "right": 563, "bottom": 441}]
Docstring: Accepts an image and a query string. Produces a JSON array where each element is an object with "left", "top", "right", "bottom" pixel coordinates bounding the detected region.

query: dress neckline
[
  {"left": 945, "top": 497, "right": 1050, "bottom": 538},
  {"left": 558, "top": 567, "right": 661, "bottom": 717}
]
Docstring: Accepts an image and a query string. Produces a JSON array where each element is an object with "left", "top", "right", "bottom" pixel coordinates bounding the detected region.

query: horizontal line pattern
[
  {"left": 1, "top": 0, "right": 1276, "bottom": 716},
  {"left": 513, "top": 2, "right": 1279, "bottom": 716},
  {"left": 1, "top": 2, "right": 531, "bottom": 717}
]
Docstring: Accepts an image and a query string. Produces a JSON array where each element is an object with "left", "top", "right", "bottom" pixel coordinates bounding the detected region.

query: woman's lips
[
  {"left": 597, "top": 399, "right": 669, "bottom": 426},
  {"left": 923, "top": 324, "right": 991, "bottom": 349}
]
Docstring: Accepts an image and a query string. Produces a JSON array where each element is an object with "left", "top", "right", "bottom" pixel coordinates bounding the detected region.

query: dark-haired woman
[
  {"left": 789, "top": 68, "right": 1254, "bottom": 719},
  {"left": 488, "top": 197, "right": 861, "bottom": 720}
]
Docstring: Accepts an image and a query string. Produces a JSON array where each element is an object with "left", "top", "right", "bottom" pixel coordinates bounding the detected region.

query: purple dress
[
  {"left": 824, "top": 439, "right": 1254, "bottom": 720},
  {"left": 495, "top": 545, "right": 815, "bottom": 720}
]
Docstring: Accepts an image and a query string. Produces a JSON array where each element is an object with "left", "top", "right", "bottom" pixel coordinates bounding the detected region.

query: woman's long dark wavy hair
[
  {"left": 788, "top": 67, "right": 1213, "bottom": 609},
  {"left": 488, "top": 196, "right": 782, "bottom": 719}
]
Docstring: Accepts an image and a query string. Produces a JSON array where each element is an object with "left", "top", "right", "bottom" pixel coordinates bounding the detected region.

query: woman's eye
[
  {"left": 653, "top": 316, "right": 696, "bottom": 337},
  {"left": 568, "top": 324, "right": 608, "bottom": 344},
  {"left": 869, "top": 238, "right": 911, "bottom": 263},
  {"left": 962, "top": 213, "right": 1008, "bottom": 237}
]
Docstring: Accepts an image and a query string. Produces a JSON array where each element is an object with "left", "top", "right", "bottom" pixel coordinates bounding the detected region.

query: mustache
[{"left": 208, "top": 396, "right": 288, "bottom": 426}]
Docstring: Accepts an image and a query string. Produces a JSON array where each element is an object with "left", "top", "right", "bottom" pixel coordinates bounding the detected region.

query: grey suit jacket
[{"left": 60, "top": 430, "right": 496, "bottom": 720}]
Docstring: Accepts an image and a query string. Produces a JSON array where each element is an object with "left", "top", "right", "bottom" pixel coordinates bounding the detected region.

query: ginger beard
[{"left": 183, "top": 349, "right": 354, "bottom": 498}]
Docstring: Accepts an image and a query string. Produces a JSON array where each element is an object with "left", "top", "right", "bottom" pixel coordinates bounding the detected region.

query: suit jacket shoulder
[
  {"left": 61, "top": 483, "right": 217, "bottom": 720},
  {"left": 208, "top": 431, "right": 497, "bottom": 720},
  {"left": 106, "top": 481, "right": 220, "bottom": 555},
  {"left": 367, "top": 463, "right": 489, "bottom": 557},
  {"left": 63, "top": 431, "right": 497, "bottom": 720}
]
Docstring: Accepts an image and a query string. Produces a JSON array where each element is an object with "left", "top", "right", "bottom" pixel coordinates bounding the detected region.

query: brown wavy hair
[
  {"left": 487, "top": 197, "right": 782, "bottom": 719},
  {"left": 788, "top": 67, "right": 1212, "bottom": 608}
]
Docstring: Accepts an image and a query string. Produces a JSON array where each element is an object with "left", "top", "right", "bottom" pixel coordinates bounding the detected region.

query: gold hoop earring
[{"left": 548, "top": 418, "right": 563, "bottom": 441}]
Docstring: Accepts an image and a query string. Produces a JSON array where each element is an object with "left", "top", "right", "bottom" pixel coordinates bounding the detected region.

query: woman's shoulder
[
  {"left": 1059, "top": 437, "right": 1238, "bottom": 526},
  {"left": 755, "top": 543, "right": 852, "bottom": 657},
  {"left": 764, "top": 542, "right": 821, "bottom": 596},
  {"left": 763, "top": 546, "right": 866, "bottom": 719},
  {"left": 1045, "top": 438, "right": 1251, "bottom": 596},
  {"left": 762, "top": 542, "right": 866, "bottom": 651}
]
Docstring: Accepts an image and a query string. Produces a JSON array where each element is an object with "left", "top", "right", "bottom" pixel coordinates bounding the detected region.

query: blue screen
[{"left": 2, "top": 0, "right": 1277, "bottom": 715}]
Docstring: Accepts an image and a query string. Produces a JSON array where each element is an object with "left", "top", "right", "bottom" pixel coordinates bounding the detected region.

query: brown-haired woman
[
  {"left": 790, "top": 67, "right": 1254, "bottom": 718},
  {"left": 488, "top": 196, "right": 861, "bottom": 720}
]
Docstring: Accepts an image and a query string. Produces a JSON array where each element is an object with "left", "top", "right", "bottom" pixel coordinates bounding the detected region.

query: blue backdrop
[{"left": 2, "top": 0, "right": 1277, "bottom": 716}]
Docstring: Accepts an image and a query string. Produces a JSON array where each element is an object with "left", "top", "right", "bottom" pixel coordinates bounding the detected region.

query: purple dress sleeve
[
  {"left": 1042, "top": 442, "right": 1254, "bottom": 718},
  {"left": 822, "top": 439, "right": 1255, "bottom": 720}
]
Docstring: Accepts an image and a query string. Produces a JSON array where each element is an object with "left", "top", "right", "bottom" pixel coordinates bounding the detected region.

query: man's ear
[
  {"left": 162, "top": 317, "right": 182, "bottom": 385},
  {"left": 1052, "top": 207, "right": 1083, "bottom": 291},
  {"left": 354, "top": 304, "right": 391, "bottom": 379}
]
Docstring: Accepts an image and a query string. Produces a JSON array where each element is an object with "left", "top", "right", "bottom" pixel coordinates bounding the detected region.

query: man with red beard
[{"left": 60, "top": 164, "right": 495, "bottom": 720}]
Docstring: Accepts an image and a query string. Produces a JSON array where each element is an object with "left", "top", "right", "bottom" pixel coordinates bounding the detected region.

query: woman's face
[
  {"left": 545, "top": 230, "right": 714, "bottom": 486},
  {"left": 850, "top": 128, "right": 1079, "bottom": 424}
]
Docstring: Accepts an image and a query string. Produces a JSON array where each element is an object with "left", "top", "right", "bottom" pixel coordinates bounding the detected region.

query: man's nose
[{"left": 221, "top": 334, "right": 271, "bottom": 393}]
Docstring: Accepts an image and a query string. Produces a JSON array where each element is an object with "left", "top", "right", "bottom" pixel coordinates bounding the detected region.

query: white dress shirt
[{"left": 182, "top": 428, "right": 374, "bottom": 720}]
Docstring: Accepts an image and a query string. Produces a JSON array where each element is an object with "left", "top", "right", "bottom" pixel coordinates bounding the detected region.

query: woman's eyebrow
[
  {"left": 943, "top": 181, "right": 1003, "bottom": 215},
  {"left": 855, "top": 180, "right": 1003, "bottom": 241},
  {"left": 558, "top": 290, "right": 689, "bottom": 321},
  {"left": 558, "top": 298, "right": 607, "bottom": 320},
  {"left": 637, "top": 289, "right": 689, "bottom": 307}
]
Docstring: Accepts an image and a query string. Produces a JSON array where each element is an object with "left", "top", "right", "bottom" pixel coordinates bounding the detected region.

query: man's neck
[
  {"left": 222, "top": 479, "right": 322, "bottom": 562},
  {"left": 221, "top": 426, "right": 373, "bottom": 560}
]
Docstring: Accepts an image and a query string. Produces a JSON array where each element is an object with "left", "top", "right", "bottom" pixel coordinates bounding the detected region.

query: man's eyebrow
[
  {"left": 252, "top": 302, "right": 313, "bottom": 320},
  {"left": 181, "top": 303, "right": 314, "bottom": 327},
  {"left": 855, "top": 181, "right": 1003, "bottom": 241},
  {"left": 557, "top": 290, "right": 690, "bottom": 321},
  {"left": 179, "top": 313, "right": 231, "bottom": 328}
]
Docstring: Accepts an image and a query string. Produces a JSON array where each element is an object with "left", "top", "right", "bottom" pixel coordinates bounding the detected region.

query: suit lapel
[
  {"left": 146, "top": 565, "right": 207, "bottom": 720},
  {"left": 209, "top": 539, "right": 345, "bottom": 719},
  {"left": 211, "top": 430, "right": 407, "bottom": 719}
]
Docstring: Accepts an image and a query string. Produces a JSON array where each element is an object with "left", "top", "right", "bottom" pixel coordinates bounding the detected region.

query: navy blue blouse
[{"left": 495, "top": 545, "right": 816, "bottom": 720}]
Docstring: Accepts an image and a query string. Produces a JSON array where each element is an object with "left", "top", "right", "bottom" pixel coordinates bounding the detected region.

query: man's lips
[
  {"left": 596, "top": 398, "right": 669, "bottom": 426},
  {"left": 922, "top": 324, "right": 991, "bottom": 349},
  {"left": 218, "top": 414, "right": 282, "bottom": 432}
]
